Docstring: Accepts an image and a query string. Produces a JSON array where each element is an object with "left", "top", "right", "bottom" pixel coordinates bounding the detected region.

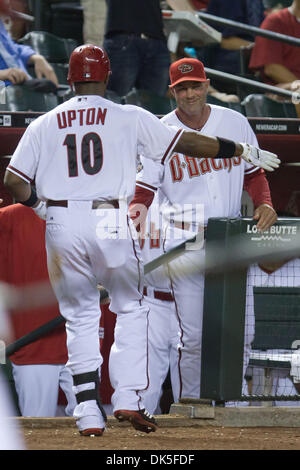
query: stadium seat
[
  {"left": 242, "top": 93, "right": 298, "bottom": 118},
  {"left": 124, "top": 88, "right": 176, "bottom": 115},
  {"left": 252, "top": 287, "right": 300, "bottom": 350},
  {"left": 49, "top": 63, "right": 69, "bottom": 85},
  {"left": 18, "top": 31, "right": 77, "bottom": 63},
  {"left": 239, "top": 44, "right": 256, "bottom": 80},
  {"left": 0, "top": 85, "right": 59, "bottom": 112},
  {"left": 49, "top": 1, "right": 83, "bottom": 44},
  {"left": 206, "top": 94, "right": 246, "bottom": 115}
]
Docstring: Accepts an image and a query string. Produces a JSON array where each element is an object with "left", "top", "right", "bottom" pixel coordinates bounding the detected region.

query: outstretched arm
[{"left": 174, "top": 132, "right": 281, "bottom": 171}]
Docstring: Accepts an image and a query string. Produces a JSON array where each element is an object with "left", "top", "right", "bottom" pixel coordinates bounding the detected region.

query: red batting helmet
[{"left": 67, "top": 44, "right": 111, "bottom": 84}]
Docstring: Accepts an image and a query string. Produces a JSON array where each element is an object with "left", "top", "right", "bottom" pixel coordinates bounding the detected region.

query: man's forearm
[
  {"left": 221, "top": 37, "right": 252, "bottom": 50},
  {"left": 4, "top": 170, "right": 31, "bottom": 202},
  {"left": 174, "top": 131, "right": 243, "bottom": 158},
  {"left": 264, "top": 63, "right": 298, "bottom": 85}
]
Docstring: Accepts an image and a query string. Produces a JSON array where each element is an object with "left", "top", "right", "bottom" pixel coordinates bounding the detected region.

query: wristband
[
  {"left": 216, "top": 137, "right": 236, "bottom": 158},
  {"left": 19, "top": 186, "right": 38, "bottom": 207}
]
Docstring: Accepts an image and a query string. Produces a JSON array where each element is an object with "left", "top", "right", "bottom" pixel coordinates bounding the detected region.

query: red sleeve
[
  {"left": 243, "top": 169, "right": 273, "bottom": 209},
  {"left": 249, "top": 12, "right": 286, "bottom": 71},
  {"left": 190, "top": 0, "right": 209, "bottom": 9},
  {"left": 129, "top": 185, "right": 155, "bottom": 232}
]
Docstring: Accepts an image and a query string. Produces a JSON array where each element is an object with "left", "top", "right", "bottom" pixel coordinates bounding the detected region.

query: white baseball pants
[
  {"left": 11, "top": 363, "right": 76, "bottom": 417},
  {"left": 142, "top": 293, "right": 180, "bottom": 414},
  {"left": 45, "top": 201, "right": 150, "bottom": 412}
]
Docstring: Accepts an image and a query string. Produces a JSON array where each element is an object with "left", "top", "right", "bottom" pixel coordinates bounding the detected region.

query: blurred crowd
[{"left": 0, "top": 0, "right": 298, "bottom": 112}]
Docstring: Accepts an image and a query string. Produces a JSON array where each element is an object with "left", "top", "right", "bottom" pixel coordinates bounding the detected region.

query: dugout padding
[
  {"left": 200, "top": 217, "right": 300, "bottom": 401},
  {"left": 252, "top": 287, "right": 300, "bottom": 351}
]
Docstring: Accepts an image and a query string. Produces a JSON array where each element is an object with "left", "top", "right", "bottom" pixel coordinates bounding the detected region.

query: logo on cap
[{"left": 178, "top": 64, "right": 194, "bottom": 74}]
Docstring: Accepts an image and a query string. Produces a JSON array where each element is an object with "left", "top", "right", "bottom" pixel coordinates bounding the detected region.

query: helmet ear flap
[{"left": 67, "top": 44, "right": 111, "bottom": 85}]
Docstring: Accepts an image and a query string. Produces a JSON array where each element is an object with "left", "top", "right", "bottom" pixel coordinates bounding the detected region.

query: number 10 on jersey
[{"left": 63, "top": 132, "right": 103, "bottom": 177}]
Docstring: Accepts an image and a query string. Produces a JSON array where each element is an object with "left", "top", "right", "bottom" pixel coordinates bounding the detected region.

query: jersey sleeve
[
  {"left": 136, "top": 108, "right": 183, "bottom": 163},
  {"left": 7, "top": 122, "right": 40, "bottom": 183}
]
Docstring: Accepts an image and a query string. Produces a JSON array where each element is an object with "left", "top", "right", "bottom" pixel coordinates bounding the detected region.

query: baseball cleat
[
  {"left": 79, "top": 427, "right": 105, "bottom": 437},
  {"left": 114, "top": 409, "right": 157, "bottom": 433}
]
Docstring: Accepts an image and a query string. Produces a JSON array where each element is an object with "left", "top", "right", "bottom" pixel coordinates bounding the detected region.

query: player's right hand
[{"left": 240, "top": 143, "right": 281, "bottom": 171}]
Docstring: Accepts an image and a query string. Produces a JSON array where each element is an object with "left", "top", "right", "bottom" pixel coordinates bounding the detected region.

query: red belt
[
  {"left": 143, "top": 286, "right": 174, "bottom": 302},
  {"left": 47, "top": 199, "right": 119, "bottom": 209}
]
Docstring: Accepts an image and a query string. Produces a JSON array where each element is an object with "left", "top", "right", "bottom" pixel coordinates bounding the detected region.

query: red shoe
[
  {"left": 79, "top": 428, "right": 104, "bottom": 437},
  {"left": 114, "top": 409, "right": 157, "bottom": 434}
]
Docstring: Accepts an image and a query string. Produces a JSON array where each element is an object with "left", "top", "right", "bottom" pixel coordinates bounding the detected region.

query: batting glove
[
  {"left": 240, "top": 143, "right": 281, "bottom": 171},
  {"left": 32, "top": 200, "right": 47, "bottom": 220}
]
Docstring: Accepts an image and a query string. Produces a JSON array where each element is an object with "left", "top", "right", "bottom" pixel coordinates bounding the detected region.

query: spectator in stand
[
  {"left": 200, "top": 0, "right": 266, "bottom": 94},
  {"left": 0, "top": 1, "right": 58, "bottom": 89},
  {"left": 166, "top": 0, "right": 242, "bottom": 102},
  {"left": 249, "top": 0, "right": 300, "bottom": 116},
  {"left": 0, "top": 203, "right": 77, "bottom": 417},
  {"left": 80, "top": 0, "right": 107, "bottom": 47},
  {"left": 189, "top": 0, "right": 209, "bottom": 9},
  {"left": 103, "top": 0, "right": 171, "bottom": 97}
]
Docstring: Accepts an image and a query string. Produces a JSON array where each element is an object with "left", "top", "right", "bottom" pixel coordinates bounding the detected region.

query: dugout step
[{"left": 170, "top": 399, "right": 215, "bottom": 419}]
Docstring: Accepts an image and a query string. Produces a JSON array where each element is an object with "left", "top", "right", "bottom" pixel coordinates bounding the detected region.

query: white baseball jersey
[
  {"left": 136, "top": 105, "right": 259, "bottom": 225},
  {"left": 7, "top": 95, "right": 183, "bottom": 202}
]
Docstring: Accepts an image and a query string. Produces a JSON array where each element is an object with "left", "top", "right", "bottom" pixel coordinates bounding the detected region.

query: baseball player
[
  {"left": 0, "top": 282, "right": 25, "bottom": 449},
  {"left": 0, "top": 203, "right": 77, "bottom": 418},
  {"left": 130, "top": 58, "right": 279, "bottom": 402},
  {"left": 3, "top": 46, "right": 279, "bottom": 436},
  {"left": 139, "top": 188, "right": 180, "bottom": 414}
]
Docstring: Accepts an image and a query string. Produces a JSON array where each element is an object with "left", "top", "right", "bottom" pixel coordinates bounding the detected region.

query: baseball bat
[
  {"left": 5, "top": 226, "right": 300, "bottom": 357},
  {"left": 5, "top": 315, "right": 65, "bottom": 357},
  {"left": 3, "top": 238, "right": 192, "bottom": 356}
]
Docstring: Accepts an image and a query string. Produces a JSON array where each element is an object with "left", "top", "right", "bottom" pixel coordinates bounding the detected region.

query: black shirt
[{"left": 105, "top": 0, "right": 166, "bottom": 40}]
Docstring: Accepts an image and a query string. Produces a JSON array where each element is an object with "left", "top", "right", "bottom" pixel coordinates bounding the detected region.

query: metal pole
[
  {"left": 197, "top": 11, "right": 300, "bottom": 47},
  {"left": 204, "top": 67, "right": 297, "bottom": 99}
]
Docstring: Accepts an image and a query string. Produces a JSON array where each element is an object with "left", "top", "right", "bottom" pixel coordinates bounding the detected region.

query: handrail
[
  {"left": 196, "top": 10, "right": 300, "bottom": 47},
  {"left": 204, "top": 67, "right": 298, "bottom": 99}
]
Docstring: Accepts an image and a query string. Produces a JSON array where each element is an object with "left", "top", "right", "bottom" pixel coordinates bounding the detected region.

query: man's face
[{"left": 172, "top": 80, "right": 209, "bottom": 116}]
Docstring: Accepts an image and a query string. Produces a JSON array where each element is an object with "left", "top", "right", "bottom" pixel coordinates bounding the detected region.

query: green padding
[
  {"left": 201, "top": 218, "right": 247, "bottom": 401},
  {"left": 253, "top": 287, "right": 300, "bottom": 350}
]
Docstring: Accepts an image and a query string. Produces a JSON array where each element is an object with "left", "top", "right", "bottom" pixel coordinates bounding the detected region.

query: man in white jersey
[
  {"left": 130, "top": 58, "right": 279, "bottom": 402},
  {"left": 3, "top": 46, "right": 280, "bottom": 436}
]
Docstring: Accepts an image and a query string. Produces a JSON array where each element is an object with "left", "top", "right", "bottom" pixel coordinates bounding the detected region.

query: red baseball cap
[{"left": 169, "top": 58, "right": 207, "bottom": 88}]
